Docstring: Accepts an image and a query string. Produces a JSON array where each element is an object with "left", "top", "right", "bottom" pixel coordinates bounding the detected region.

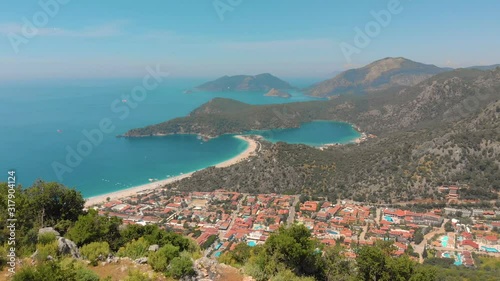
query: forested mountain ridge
[
  {"left": 167, "top": 98, "right": 500, "bottom": 203},
  {"left": 124, "top": 68, "right": 500, "bottom": 138}
]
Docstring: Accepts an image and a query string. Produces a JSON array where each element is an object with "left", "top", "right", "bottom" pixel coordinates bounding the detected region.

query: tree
[
  {"left": 232, "top": 243, "right": 252, "bottom": 264},
  {"left": 26, "top": 181, "right": 85, "bottom": 226},
  {"left": 422, "top": 246, "right": 428, "bottom": 259},
  {"left": 148, "top": 244, "right": 180, "bottom": 272},
  {"left": 414, "top": 229, "right": 424, "bottom": 244},
  {"left": 169, "top": 255, "right": 195, "bottom": 278},
  {"left": 322, "top": 246, "right": 356, "bottom": 281},
  {"left": 67, "top": 209, "right": 122, "bottom": 250},
  {"left": 262, "top": 224, "right": 324, "bottom": 279},
  {"left": 356, "top": 245, "right": 389, "bottom": 281}
]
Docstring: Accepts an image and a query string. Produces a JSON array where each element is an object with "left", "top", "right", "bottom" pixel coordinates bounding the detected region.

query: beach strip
[{"left": 84, "top": 135, "right": 258, "bottom": 207}]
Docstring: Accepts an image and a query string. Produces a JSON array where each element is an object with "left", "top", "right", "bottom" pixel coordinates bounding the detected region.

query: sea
[{"left": 0, "top": 78, "right": 360, "bottom": 197}]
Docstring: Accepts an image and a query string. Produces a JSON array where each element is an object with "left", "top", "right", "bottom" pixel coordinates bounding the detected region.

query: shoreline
[{"left": 84, "top": 135, "right": 258, "bottom": 207}]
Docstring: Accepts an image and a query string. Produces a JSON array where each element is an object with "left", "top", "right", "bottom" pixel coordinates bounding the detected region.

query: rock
[
  {"left": 135, "top": 257, "right": 148, "bottom": 264},
  {"left": 38, "top": 227, "right": 60, "bottom": 238},
  {"left": 148, "top": 244, "right": 159, "bottom": 252},
  {"left": 57, "top": 237, "right": 80, "bottom": 259}
]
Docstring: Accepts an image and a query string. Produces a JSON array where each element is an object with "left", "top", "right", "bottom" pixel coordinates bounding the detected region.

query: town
[{"left": 90, "top": 185, "right": 500, "bottom": 267}]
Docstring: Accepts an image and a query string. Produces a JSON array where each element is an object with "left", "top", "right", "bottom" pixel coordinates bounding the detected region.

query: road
[
  {"left": 410, "top": 219, "right": 448, "bottom": 263},
  {"left": 287, "top": 195, "right": 300, "bottom": 225},
  {"left": 219, "top": 194, "right": 247, "bottom": 240}
]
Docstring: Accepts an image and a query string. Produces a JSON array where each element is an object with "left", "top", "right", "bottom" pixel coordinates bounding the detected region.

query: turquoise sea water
[
  {"left": 0, "top": 78, "right": 357, "bottom": 197},
  {"left": 246, "top": 120, "right": 360, "bottom": 146}
]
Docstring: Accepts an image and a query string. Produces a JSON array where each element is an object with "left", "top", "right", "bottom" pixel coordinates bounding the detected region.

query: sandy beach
[{"left": 85, "top": 135, "right": 258, "bottom": 207}]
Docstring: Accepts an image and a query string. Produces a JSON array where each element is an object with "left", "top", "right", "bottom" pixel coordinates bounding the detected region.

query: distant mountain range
[
  {"left": 195, "top": 73, "right": 294, "bottom": 92},
  {"left": 466, "top": 64, "right": 500, "bottom": 71},
  {"left": 125, "top": 67, "right": 500, "bottom": 138},
  {"left": 306, "top": 57, "right": 450, "bottom": 97}
]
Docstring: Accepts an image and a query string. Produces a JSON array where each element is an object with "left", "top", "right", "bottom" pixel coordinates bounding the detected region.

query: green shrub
[
  {"left": 125, "top": 269, "right": 154, "bottom": 281},
  {"left": 38, "top": 232, "right": 57, "bottom": 245},
  {"left": 36, "top": 240, "right": 59, "bottom": 262},
  {"left": 168, "top": 254, "right": 195, "bottom": 279},
  {"left": 117, "top": 237, "right": 149, "bottom": 259},
  {"left": 81, "top": 241, "right": 110, "bottom": 266},
  {"left": 148, "top": 244, "right": 180, "bottom": 272}
]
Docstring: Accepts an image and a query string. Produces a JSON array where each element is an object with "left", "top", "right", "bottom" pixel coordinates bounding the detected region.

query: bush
[
  {"left": 12, "top": 260, "right": 100, "bottom": 281},
  {"left": 169, "top": 254, "right": 195, "bottom": 278},
  {"left": 270, "top": 269, "right": 315, "bottom": 281},
  {"left": 125, "top": 269, "right": 154, "bottom": 281},
  {"left": 38, "top": 232, "right": 57, "bottom": 245},
  {"left": 117, "top": 237, "right": 149, "bottom": 259},
  {"left": 36, "top": 240, "right": 59, "bottom": 262},
  {"left": 148, "top": 244, "right": 180, "bottom": 272},
  {"left": 81, "top": 242, "right": 110, "bottom": 266}
]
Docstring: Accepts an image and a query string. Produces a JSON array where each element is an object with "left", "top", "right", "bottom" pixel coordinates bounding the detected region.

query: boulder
[
  {"left": 57, "top": 237, "right": 80, "bottom": 259},
  {"left": 38, "top": 227, "right": 60, "bottom": 238},
  {"left": 148, "top": 244, "right": 159, "bottom": 252},
  {"left": 135, "top": 257, "right": 148, "bottom": 264}
]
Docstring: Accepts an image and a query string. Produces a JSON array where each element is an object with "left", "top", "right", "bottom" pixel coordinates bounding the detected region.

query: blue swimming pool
[
  {"left": 383, "top": 216, "right": 394, "bottom": 222},
  {"left": 454, "top": 253, "right": 462, "bottom": 266},
  {"left": 442, "top": 252, "right": 451, "bottom": 258},
  {"left": 247, "top": 241, "right": 257, "bottom": 247},
  {"left": 327, "top": 230, "right": 338, "bottom": 235},
  {"left": 215, "top": 251, "right": 221, "bottom": 257},
  {"left": 482, "top": 246, "right": 499, "bottom": 253},
  {"left": 441, "top": 236, "right": 449, "bottom": 247}
]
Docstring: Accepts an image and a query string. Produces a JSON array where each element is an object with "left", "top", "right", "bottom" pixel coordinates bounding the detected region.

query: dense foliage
[
  {"left": 0, "top": 181, "right": 199, "bottom": 280},
  {"left": 221, "top": 224, "right": 436, "bottom": 281}
]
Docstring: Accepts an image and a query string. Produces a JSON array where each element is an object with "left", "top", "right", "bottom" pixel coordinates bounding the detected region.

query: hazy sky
[{"left": 1, "top": 0, "right": 500, "bottom": 80}]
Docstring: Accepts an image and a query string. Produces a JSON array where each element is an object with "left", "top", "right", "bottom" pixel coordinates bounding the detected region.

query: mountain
[
  {"left": 307, "top": 57, "right": 449, "bottom": 97},
  {"left": 195, "top": 73, "right": 294, "bottom": 92},
  {"left": 165, "top": 69, "right": 500, "bottom": 203},
  {"left": 264, "top": 88, "right": 291, "bottom": 98},
  {"left": 466, "top": 64, "right": 500, "bottom": 71},
  {"left": 124, "top": 68, "right": 500, "bottom": 138}
]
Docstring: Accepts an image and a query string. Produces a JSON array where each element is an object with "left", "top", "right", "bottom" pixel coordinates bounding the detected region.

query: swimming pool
[
  {"left": 383, "top": 216, "right": 394, "bottom": 223},
  {"left": 327, "top": 230, "right": 338, "bottom": 235},
  {"left": 441, "top": 236, "right": 449, "bottom": 247},
  {"left": 454, "top": 253, "right": 462, "bottom": 266},
  {"left": 442, "top": 252, "right": 451, "bottom": 258},
  {"left": 247, "top": 241, "right": 257, "bottom": 247},
  {"left": 482, "top": 246, "right": 499, "bottom": 253},
  {"left": 214, "top": 251, "right": 221, "bottom": 257}
]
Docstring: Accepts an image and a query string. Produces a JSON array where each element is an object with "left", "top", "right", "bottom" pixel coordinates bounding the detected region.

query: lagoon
[{"left": 246, "top": 120, "right": 361, "bottom": 147}]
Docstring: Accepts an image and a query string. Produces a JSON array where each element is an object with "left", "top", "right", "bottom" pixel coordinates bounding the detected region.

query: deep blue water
[{"left": 0, "top": 78, "right": 356, "bottom": 197}]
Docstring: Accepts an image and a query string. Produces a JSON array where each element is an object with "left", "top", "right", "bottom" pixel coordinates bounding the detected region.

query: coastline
[{"left": 84, "top": 135, "right": 258, "bottom": 207}]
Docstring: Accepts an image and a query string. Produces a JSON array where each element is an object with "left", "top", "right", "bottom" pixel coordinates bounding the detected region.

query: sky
[{"left": 1, "top": 0, "right": 500, "bottom": 80}]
